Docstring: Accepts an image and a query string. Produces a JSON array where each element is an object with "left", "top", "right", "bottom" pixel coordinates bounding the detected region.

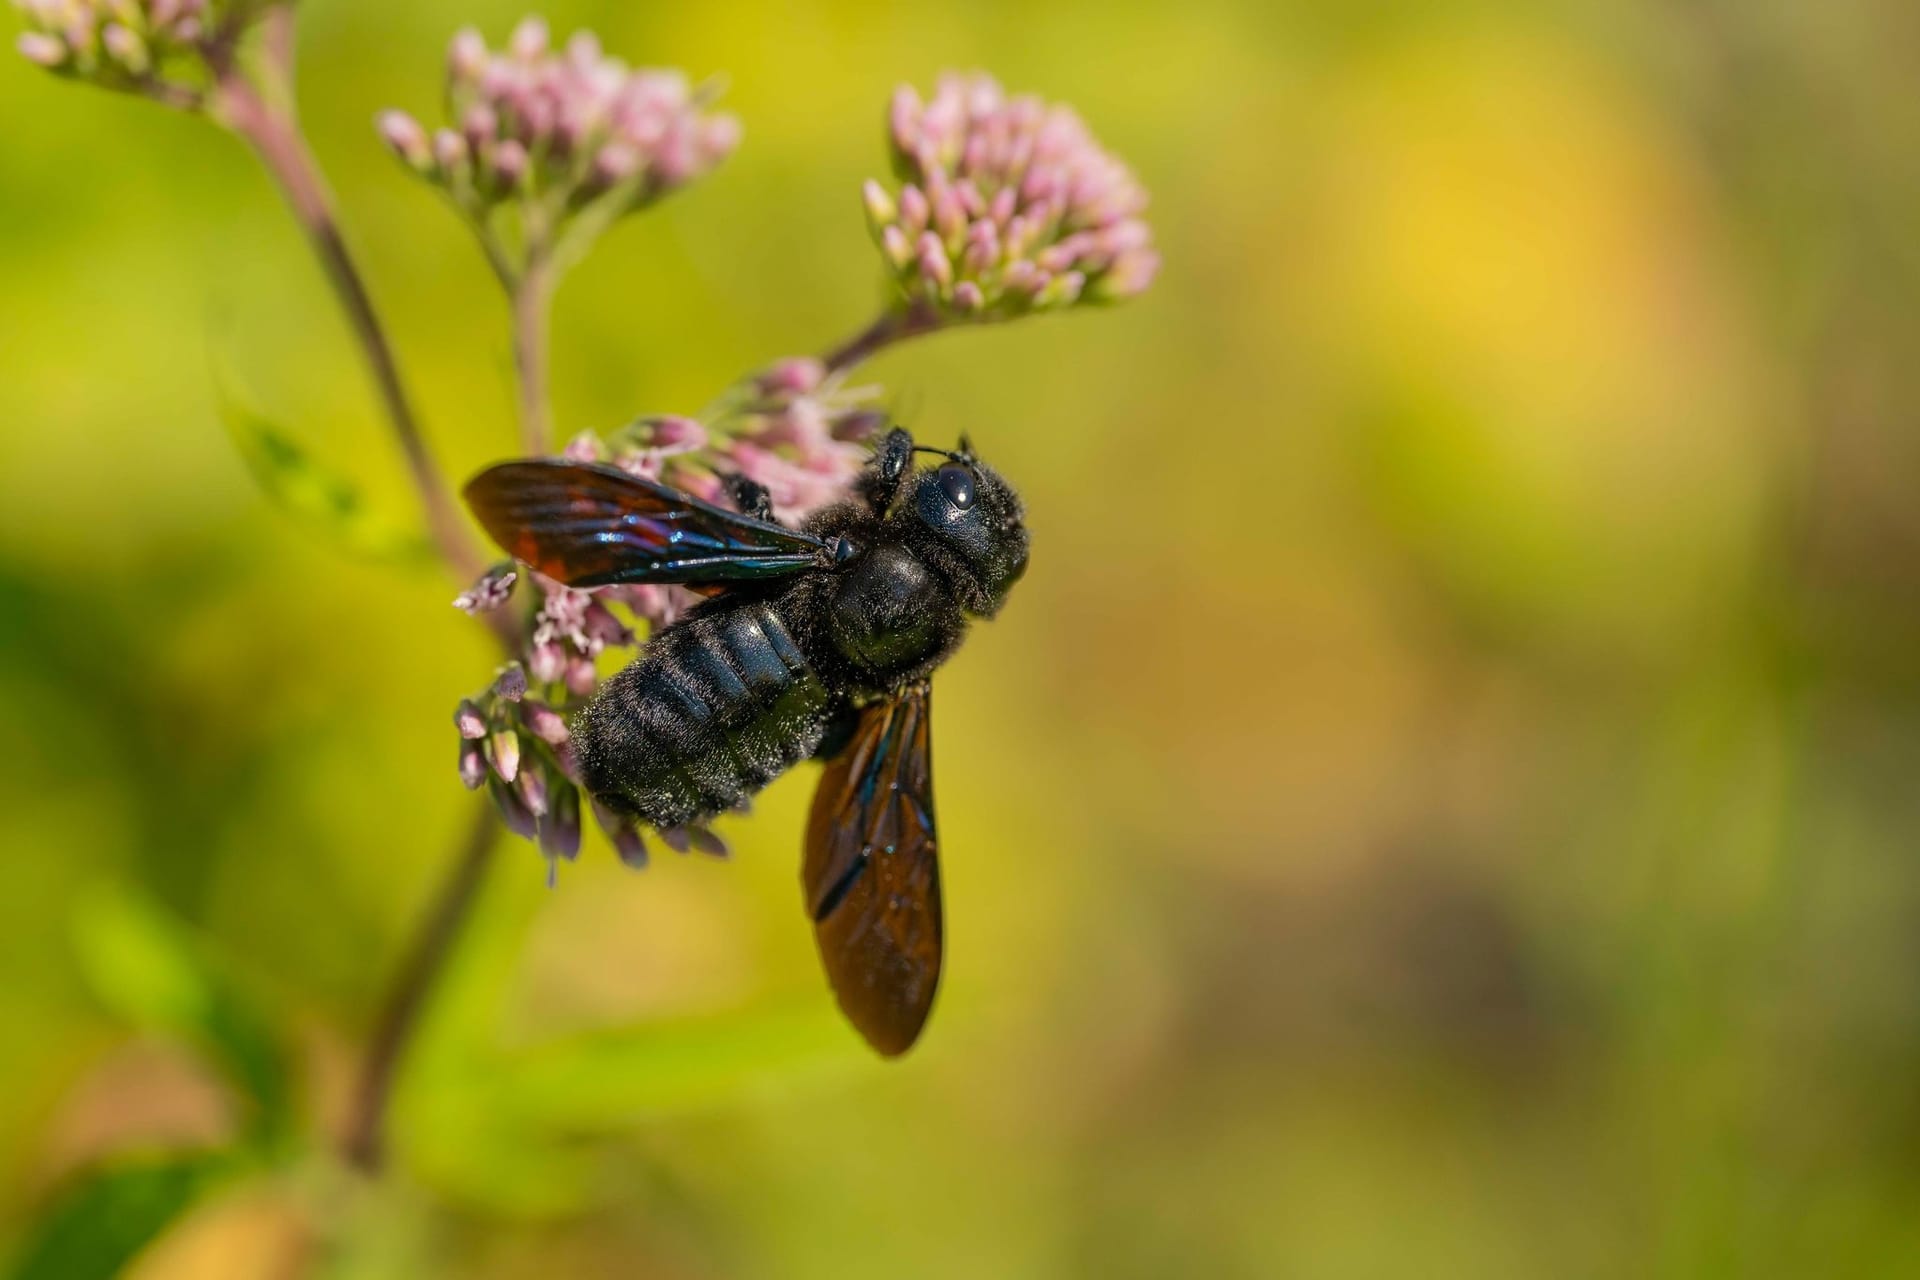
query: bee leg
[
  {"left": 857, "top": 427, "right": 915, "bottom": 514},
  {"left": 723, "top": 473, "right": 780, "bottom": 523}
]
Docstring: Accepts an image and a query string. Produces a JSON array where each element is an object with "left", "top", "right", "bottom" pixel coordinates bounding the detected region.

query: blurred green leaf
[
  {"left": 71, "top": 887, "right": 296, "bottom": 1152},
  {"left": 404, "top": 1002, "right": 858, "bottom": 1216},
  {"left": 6, "top": 1152, "right": 230, "bottom": 1280},
  {"left": 214, "top": 364, "right": 430, "bottom": 566},
  {"left": 486, "top": 1003, "right": 856, "bottom": 1128}
]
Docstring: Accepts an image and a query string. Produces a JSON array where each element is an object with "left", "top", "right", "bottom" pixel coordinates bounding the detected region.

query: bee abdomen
[{"left": 576, "top": 600, "right": 831, "bottom": 828}]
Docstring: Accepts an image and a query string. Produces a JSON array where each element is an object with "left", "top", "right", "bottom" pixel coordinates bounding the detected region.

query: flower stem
[
  {"left": 341, "top": 801, "right": 499, "bottom": 1172},
  {"left": 512, "top": 254, "right": 556, "bottom": 456},
  {"left": 211, "top": 72, "right": 487, "bottom": 588},
  {"left": 821, "top": 299, "right": 943, "bottom": 375}
]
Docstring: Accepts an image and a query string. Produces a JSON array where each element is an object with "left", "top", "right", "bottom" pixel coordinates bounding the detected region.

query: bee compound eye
[
  {"left": 937, "top": 464, "right": 976, "bottom": 511},
  {"left": 829, "top": 535, "right": 857, "bottom": 563}
]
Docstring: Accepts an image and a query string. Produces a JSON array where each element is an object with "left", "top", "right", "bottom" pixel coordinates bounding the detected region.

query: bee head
[{"left": 905, "top": 437, "right": 1029, "bottom": 616}]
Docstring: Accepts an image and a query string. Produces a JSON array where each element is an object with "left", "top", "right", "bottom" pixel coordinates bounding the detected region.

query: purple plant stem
[
  {"left": 512, "top": 254, "right": 556, "bottom": 456},
  {"left": 820, "top": 298, "right": 944, "bottom": 374},
  {"left": 341, "top": 800, "right": 499, "bottom": 1172},
  {"left": 212, "top": 72, "right": 514, "bottom": 655}
]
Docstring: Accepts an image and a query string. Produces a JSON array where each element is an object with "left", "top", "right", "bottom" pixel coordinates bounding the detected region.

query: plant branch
[
  {"left": 211, "top": 72, "right": 492, "bottom": 593},
  {"left": 512, "top": 253, "right": 556, "bottom": 456},
  {"left": 341, "top": 801, "right": 499, "bottom": 1172},
  {"left": 820, "top": 298, "right": 944, "bottom": 375}
]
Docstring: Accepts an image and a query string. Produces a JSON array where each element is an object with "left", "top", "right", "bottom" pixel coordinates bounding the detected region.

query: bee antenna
[{"left": 911, "top": 445, "right": 959, "bottom": 461}]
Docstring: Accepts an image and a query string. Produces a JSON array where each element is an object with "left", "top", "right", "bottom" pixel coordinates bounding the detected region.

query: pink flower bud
[
  {"left": 432, "top": 128, "right": 469, "bottom": 175},
  {"left": 881, "top": 225, "right": 913, "bottom": 269},
  {"left": 454, "top": 699, "right": 487, "bottom": 739},
  {"left": 509, "top": 16, "right": 549, "bottom": 61},
  {"left": 100, "top": 24, "right": 147, "bottom": 73},
  {"left": 462, "top": 103, "right": 498, "bottom": 148},
  {"left": 861, "top": 179, "right": 896, "bottom": 230},
  {"left": 515, "top": 763, "right": 549, "bottom": 818},
  {"left": 520, "top": 699, "right": 570, "bottom": 745},
  {"left": 378, "top": 110, "right": 433, "bottom": 170},
  {"left": 487, "top": 728, "right": 521, "bottom": 783},
  {"left": 563, "top": 432, "right": 606, "bottom": 463},
  {"left": 565, "top": 656, "right": 598, "bottom": 697},
  {"left": 16, "top": 32, "right": 66, "bottom": 67},
  {"left": 539, "top": 784, "right": 581, "bottom": 861},
  {"left": 448, "top": 26, "right": 488, "bottom": 83},
  {"left": 489, "top": 776, "right": 538, "bottom": 839},
  {"left": 493, "top": 663, "right": 528, "bottom": 702},
  {"left": 491, "top": 138, "right": 529, "bottom": 193},
  {"left": 459, "top": 739, "right": 487, "bottom": 790},
  {"left": 759, "top": 358, "right": 825, "bottom": 397},
  {"left": 593, "top": 141, "right": 643, "bottom": 186},
  {"left": 635, "top": 414, "right": 707, "bottom": 451},
  {"left": 898, "top": 184, "right": 930, "bottom": 234},
  {"left": 953, "top": 281, "right": 985, "bottom": 313},
  {"left": 583, "top": 602, "right": 633, "bottom": 650},
  {"left": 916, "top": 232, "right": 953, "bottom": 291},
  {"left": 528, "top": 640, "right": 566, "bottom": 685}
]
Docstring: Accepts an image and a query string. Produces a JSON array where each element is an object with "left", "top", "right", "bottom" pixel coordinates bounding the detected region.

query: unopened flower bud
[
  {"left": 487, "top": 728, "right": 521, "bottom": 782},
  {"left": 489, "top": 775, "right": 538, "bottom": 839},
  {"left": 565, "top": 656, "right": 598, "bottom": 697},
  {"left": 520, "top": 699, "right": 570, "bottom": 745},
  {"left": 378, "top": 110, "right": 433, "bottom": 170},
  {"left": 493, "top": 663, "right": 528, "bottom": 702},
  {"left": 432, "top": 128, "right": 468, "bottom": 175},
  {"left": 539, "top": 783, "right": 581, "bottom": 861},
  {"left": 448, "top": 26, "right": 487, "bottom": 84},
  {"left": 634, "top": 414, "right": 707, "bottom": 451},
  {"left": 491, "top": 138, "right": 528, "bottom": 193},
  {"left": 528, "top": 640, "right": 567, "bottom": 684},
  {"left": 508, "top": 15, "right": 549, "bottom": 61},
  {"left": 753, "top": 360, "right": 822, "bottom": 401},
  {"left": 862, "top": 179, "right": 896, "bottom": 230},
  {"left": 16, "top": 32, "right": 68, "bottom": 67},
  {"left": 459, "top": 739, "right": 487, "bottom": 790},
  {"left": 515, "top": 762, "right": 549, "bottom": 817},
  {"left": 454, "top": 699, "right": 487, "bottom": 739},
  {"left": 100, "top": 23, "right": 146, "bottom": 73}
]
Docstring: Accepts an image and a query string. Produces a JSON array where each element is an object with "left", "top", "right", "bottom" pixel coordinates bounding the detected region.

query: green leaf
[
  {"left": 71, "top": 887, "right": 296, "bottom": 1152},
  {"left": 403, "top": 1002, "right": 860, "bottom": 1216},
  {"left": 214, "top": 364, "right": 430, "bottom": 565},
  {"left": 480, "top": 1002, "right": 859, "bottom": 1128},
  {"left": 6, "top": 1153, "right": 230, "bottom": 1280}
]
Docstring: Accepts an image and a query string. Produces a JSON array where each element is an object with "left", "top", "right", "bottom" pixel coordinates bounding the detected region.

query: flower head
[
  {"left": 864, "top": 72, "right": 1158, "bottom": 321},
  {"left": 13, "top": 0, "right": 215, "bottom": 96},
  {"left": 377, "top": 17, "right": 739, "bottom": 260}
]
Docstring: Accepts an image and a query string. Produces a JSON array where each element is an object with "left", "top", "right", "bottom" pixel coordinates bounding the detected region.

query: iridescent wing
[
  {"left": 464, "top": 459, "right": 828, "bottom": 588},
  {"left": 803, "top": 685, "right": 942, "bottom": 1057}
]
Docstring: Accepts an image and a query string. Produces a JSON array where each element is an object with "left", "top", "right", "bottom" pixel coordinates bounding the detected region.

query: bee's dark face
[{"left": 907, "top": 451, "right": 1029, "bottom": 616}]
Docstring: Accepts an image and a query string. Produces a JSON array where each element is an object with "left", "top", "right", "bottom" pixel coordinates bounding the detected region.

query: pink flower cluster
[
  {"left": 450, "top": 360, "right": 884, "bottom": 865},
  {"left": 377, "top": 17, "right": 739, "bottom": 218},
  {"left": 864, "top": 71, "right": 1158, "bottom": 319},
  {"left": 14, "top": 0, "right": 208, "bottom": 78},
  {"left": 454, "top": 660, "right": 592, "bottom": 878}
]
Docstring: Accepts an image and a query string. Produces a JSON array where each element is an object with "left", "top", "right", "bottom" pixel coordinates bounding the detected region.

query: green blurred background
[{"left": 6, "top": 0, "right": 1920, "bottom": 1275}]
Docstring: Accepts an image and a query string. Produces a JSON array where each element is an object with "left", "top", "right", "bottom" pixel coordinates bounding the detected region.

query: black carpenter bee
[{"left": 463, "top": 427, "right": 1029, "bottom": 1055}]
